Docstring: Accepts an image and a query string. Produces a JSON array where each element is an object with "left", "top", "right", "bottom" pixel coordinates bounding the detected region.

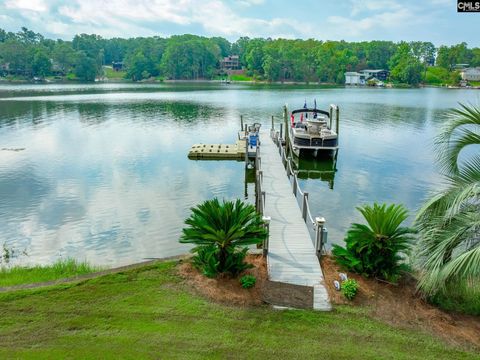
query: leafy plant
[
  {"left": 240, "top": 274, "right": 256, "bottom": 289},
  {"left": 341, "top": 279, "right": 358, "bottom": 300},
  {"left": 191, "top": 245, "right": 219, "bottom": 278},
  {"left": 332, "top": 203, "right": 416, "bottom": 282},
  {"left": 180, "top": 198, "right": 267, "bottom": 277},
  {"left": 415, "top": 103, "right": 480, "bottom": 299}
]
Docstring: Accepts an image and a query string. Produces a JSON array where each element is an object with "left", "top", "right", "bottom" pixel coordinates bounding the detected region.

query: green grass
[
  {"left": 230, "top": 73, "right": 254, "bottom": 81},
  {"left": 431, "top": 281, "right": 480, "bottom": 316},
  {"left": 424, "top": 66, "right": 461, "bottom": 86},
  {"left": 103, "top": 66, "right": 127, "bottom": 79},
  {"left": 0, "top": 259, "right": 102, "bottom": 287},
  {"left": 0, "top": 261, "right": 477, "bottom": 359}
]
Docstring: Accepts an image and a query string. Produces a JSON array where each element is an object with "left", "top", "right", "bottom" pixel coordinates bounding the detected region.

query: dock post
[
  {"left": 292, "top": 172, "right": 298, "bottom": 196},
  {"left": 271, "top": 115, "right": 274, "bottom": 131},
  {"left": 262, "top": 215, "right": 271, "bottom": 257},
  {"left": 255, "top": 170, "right": 260, "bottom": 210},
  {"left": 336, "top": 106, "right": 340, "bottom": 138},
  {"left": 241, "top": 115, "right": 244, "bottom": 131},
  {"left": 302, "top": 192, "right": 309, "bottom": 221},
  {"left": 283, "top": 105, "right": 289, "bottom": 153},
  {"left": 329, "top": 107, "right": 333, "bottom": 129},
  {"left": 245, "top": 135, "right": 248, "bottom": 169},
  {"left": 279, "top": 123, "right": 283, "bottom": 142},
  {"left": 315, "top": 217, "right": 326, "bottom": 257}
]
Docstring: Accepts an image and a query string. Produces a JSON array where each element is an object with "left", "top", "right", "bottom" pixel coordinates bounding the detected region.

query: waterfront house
[
  {"left": 345, "top": 69, "right": 389, "bottom": 85},
  {"left": 220, "top": 55, "right": 240, "bottom": 71},
  {"left": 359, "top": 69, "right": 390, "bottom": 81},
  {"left": 460, "top": 67, "right": 480, "bottom": 82},
  {"left": 112, "top": 62, "right": 123, "bottom": 71},
  {"left": 345, "top": 72, "right": 366, "bottom": 85}
]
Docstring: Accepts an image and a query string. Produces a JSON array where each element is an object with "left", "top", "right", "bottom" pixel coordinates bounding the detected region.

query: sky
[{"left": 0, "top": 0, "right": 479, "bottom": 46}]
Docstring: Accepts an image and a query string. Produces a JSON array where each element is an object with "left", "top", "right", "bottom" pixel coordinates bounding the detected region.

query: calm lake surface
[{"left": 0, "top": 83, "right": 478, "bottom": 266}]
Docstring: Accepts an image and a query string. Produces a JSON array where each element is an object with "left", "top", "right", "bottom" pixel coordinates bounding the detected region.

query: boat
[{"left": 287, "top": 102, "right": 340, "bottom": 157}]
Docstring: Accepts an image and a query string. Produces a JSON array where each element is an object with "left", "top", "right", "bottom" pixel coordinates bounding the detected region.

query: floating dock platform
[{"left": 188, "top": 139, "right": 247, "bottom": 159}]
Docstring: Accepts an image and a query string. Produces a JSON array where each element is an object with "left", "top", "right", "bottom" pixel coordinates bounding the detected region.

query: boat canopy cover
[{"left": 291, "top": 108, "right": 329, "bottom": 117}]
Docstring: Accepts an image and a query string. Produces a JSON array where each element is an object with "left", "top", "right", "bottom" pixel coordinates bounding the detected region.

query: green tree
[
  {"left": 180, "top": 198, "right": 267, "bottom": 276},
  {"left": 74, "top": 51, "right": 97, "bottom": 81},
  {"left": 125, "top": 51, "right": 150, "bottom": 80},
  {"left": 0, "top": 39, "right": 32, "bottom": 75},
  {"left": 160, "top": 35, "right": 220, "bottom": 79},
  {"left": 52, "top": 42, "right": 76, "bottom": 75},
  {"left": 32, "top": 49, "right": 52, "bottom": 77},
  {"left": 415, "top": 104, "right": 480, "bottom": 300},
  {"left": 389, "top": 42, "right": 423, "bottom": 85},
  {"left": 332, "top": 203, "right": 416, "bottom": 282}
]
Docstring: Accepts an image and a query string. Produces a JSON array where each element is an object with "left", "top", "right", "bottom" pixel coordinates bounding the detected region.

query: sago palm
[
  {"left": 180, "top": 198, "right": 267, "bottom": 275},
  {"left": 415, "top": 103, "right": 480, "bottom": 296},
  {"left": 332, "top": 203, "right": 416, "bottom": 282}
]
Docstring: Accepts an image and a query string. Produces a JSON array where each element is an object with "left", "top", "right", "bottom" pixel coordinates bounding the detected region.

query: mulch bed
[
  {"left": 321, "top": 256, "right": 480, "bottom": 349},
  {"left": 177, "top": 254, "right": 267, "bottom": 307}
]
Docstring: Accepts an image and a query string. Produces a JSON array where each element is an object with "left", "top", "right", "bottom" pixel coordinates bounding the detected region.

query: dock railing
[
  {"left": 254, "top": 142, "right": 271, "bottom": 256},
  {"left": 270, "top": 129, "right": 328, "bottom": 257}
]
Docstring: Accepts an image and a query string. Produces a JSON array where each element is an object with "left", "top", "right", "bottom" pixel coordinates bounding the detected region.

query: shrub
[
  {"left": 240, "top": 274, "right": 256, "bottom": 289},
  {"left": 341, "top": 279, "right": 358, "bottom": 300},
  {"left": 415, "top": 103, "right": 480, "bottom": 308},
  {"left": 332, "top": 203, "right": 416, "bottom": 282},
  {"left": 180, "top": 198, "right": 267, "bottom": 277}
]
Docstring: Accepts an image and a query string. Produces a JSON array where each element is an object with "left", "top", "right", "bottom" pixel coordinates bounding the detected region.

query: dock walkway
[{"left": 260, "top": 130, "right": 331, "bottom": 310}]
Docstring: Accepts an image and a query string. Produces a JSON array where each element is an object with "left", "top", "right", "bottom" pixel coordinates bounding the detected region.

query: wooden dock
[{"left": 260, "top": 130, "right": 331, "bottom": 311}]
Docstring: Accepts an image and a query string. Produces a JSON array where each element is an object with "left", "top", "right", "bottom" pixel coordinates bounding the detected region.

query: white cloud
[
  {"left": 4, "top": 0, "right": 48, "bottom": 12},
  {"left": 51, "top": 0, "right": 303, "bottom": 39},
  {"left": 237, "top": 0, "right": 265, "bottom": 6},
  {"left": 350, "top": 0, "right": 403, "bottom": 16},
  {"left": 325, "top": 7, "right": 418, "bottom": 39}
]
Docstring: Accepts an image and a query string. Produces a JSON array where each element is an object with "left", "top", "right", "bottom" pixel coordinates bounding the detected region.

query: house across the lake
[
  {"left": 112, "top": 62, "right": 123, "bottom": 71},
  {"left": 460, "top": 67, "right": 480, "bottom": 82},
  {"left": 359, "top": 69, "right": 389, "bottom": 81},
  {"left": 345, "top": 72, "right": 366, "bottom": 85},
  {"left": 345, "top": 69, "right": 389, "bottom": 85},
  {"left": 220, "top": 55, "right": 241, "bottom": 71}
]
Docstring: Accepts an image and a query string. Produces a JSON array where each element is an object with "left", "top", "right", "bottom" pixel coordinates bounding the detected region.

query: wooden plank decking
[{"left": 260, "top": 130, "right": 331, "bottom": 311}]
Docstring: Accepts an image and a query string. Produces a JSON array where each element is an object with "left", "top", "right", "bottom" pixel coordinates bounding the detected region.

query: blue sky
[{"left": 0, "top": 0, "right": 478, "bottom": 46}]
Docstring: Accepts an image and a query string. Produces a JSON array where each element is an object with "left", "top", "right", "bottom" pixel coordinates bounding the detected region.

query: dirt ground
[
  {"left": 178, "top": 254, "right": 267, "bottom": 307},
  {"left": 321, "top": 256, "right": 480, "bottom": 349},
  {"left": 177, "top": 254, "right": 480, "bottom": 349}
]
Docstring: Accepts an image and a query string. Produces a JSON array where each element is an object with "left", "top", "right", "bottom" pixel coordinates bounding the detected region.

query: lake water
[{"left": 0, "top": 83, "right": 478, "bottom": 266}]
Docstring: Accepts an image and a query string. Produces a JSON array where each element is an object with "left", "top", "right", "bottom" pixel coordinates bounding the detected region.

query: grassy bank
[
  {"left": 0, "top": 261, "right": 477, "bottom": 359},
  {"left": 103, "top": 66, "right": 127, "bottom": 80},
  {"left": 0, "top": 259, "right": 102, "bottom": 287},
  {"left": 424, "top": 66, "right": 460, "bottom": 86}
]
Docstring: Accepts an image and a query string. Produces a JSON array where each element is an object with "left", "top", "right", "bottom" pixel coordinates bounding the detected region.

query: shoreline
[{"left": 1, "top": 78, "right": 478, "bottom": 89}]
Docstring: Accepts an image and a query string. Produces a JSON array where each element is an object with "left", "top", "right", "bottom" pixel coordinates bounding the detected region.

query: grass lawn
[
  {"left": 230, "top": 74, "right": 254, "bottom": 81},
  {"left": 0, "top": 259, "right": 102, "bottom": 287},
  {"left": 0, "top": 261, "right": 477, "bottom": 359},
  {"left": 103, "top": 66, "right": 127, "bottom": 79}
]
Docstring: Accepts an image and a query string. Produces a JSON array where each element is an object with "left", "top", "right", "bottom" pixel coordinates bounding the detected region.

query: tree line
[{"left": 1, "top": 27, "right": 480, "bottom": 85}]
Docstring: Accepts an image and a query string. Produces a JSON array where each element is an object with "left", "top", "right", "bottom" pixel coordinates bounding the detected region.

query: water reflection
[
  {"left": 292, "top": 153, "right": 337, "bottom": 190},
  {"left": 0, "top": 84, "right": 478, "bottom": 266}
]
